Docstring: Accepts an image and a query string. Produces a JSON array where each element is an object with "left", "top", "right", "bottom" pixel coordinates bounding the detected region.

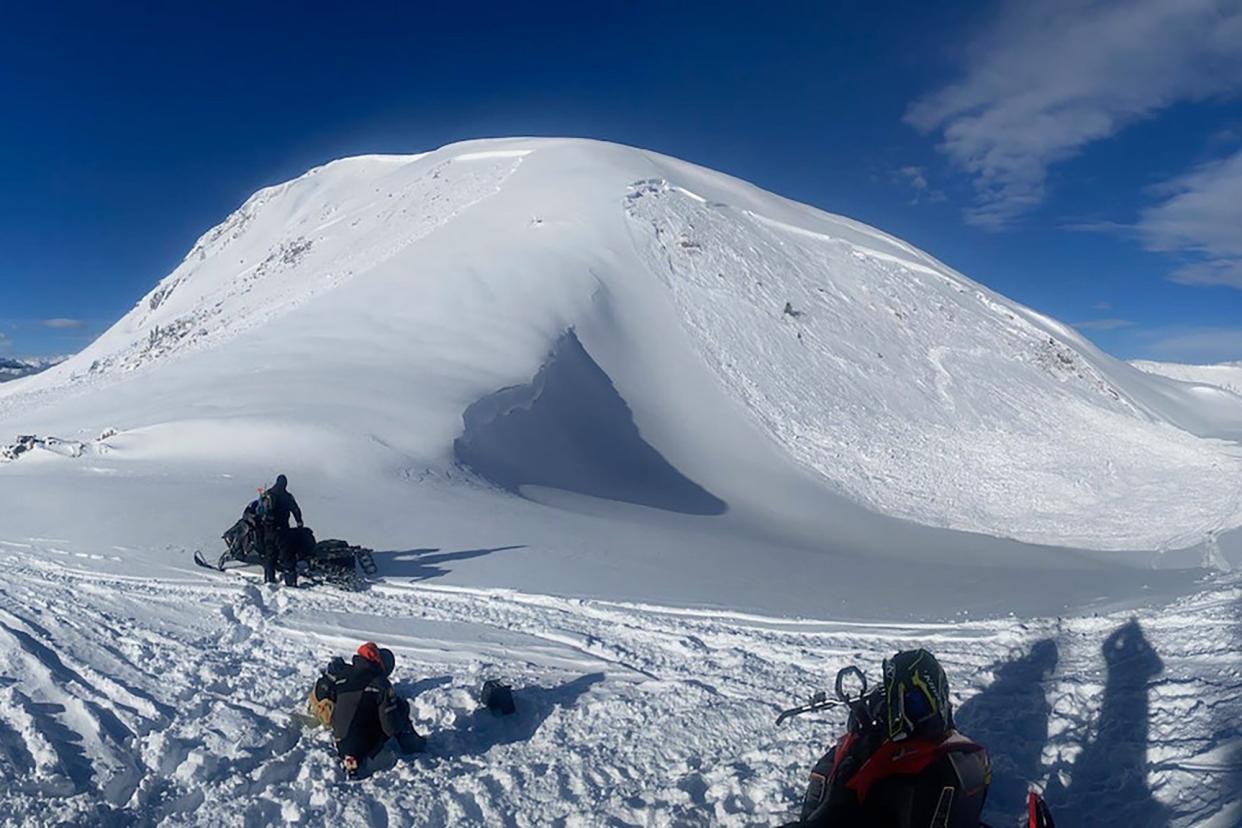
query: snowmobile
[
  {"left": 194, "top": 500, "right": 377, "bottom": 589},
  {"left": 777, "top": 665, "right": 1056, "bottom": 828}
]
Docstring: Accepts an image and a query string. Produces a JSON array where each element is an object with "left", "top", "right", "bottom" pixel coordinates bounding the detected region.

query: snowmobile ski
[{"left": 193, "top": 548, "right": 230, "bottom": 571}]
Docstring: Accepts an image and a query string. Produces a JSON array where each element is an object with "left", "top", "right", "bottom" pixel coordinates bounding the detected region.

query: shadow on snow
[
  {"left": 1045, "top": 619, "right": 1170, "bottom": 828},
  {"left": 372, "top": 545, "right": 526, "bottom": 581},
  {"left": 436, "top": 672, "right": 605, "bottom": 758},
  {"left": 955, "top": 638, "right": 1059, "bottom": 827},
  {"left": 454, "top": 330, "right": 726, "bottom": 516}
]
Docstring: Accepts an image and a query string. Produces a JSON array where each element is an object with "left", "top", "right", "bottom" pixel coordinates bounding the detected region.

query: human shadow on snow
[
  {"left": 364, "top": 673, "right": 605, "bottom": 778},
  {"left": 394, "top": 674, "right": 453, "bottom": 700},
  {"left": 439, "top": 672, "right": 605, "bottom": 758},
  {"left": 955, "top": 638, "right": 1058, "bottom": 828},
  {"left": 372, "top": 545, "right": 526, "bottom": 582},
  {"left": 1045, "top": 619, "right": 1170, "bottom": 828},
  {"left": 1218, "top": 589, "right": 1242, "bottom": 828}
]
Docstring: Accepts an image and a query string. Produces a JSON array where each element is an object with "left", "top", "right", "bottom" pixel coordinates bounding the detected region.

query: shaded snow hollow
[{"left": 454, "top": 330, "right": 726, "bottom": 516}]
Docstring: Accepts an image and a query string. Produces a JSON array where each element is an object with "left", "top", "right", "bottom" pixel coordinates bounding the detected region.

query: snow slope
[
  {"left": 1, "top": 138, "right": 1241, "bottom": 825},
  {"left": 3, "top": 137, "right": 1239, "bottom": 559},
  {"left": 1134, "top": 360, "right": 1242, "bottom": 397}
]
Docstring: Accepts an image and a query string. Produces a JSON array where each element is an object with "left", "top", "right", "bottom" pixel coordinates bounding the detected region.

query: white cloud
[
  {"left": 42, "top": 318, "right": 88, "bottom": 330},
  {"left": 906, "top": 0, "right": 1242, "bottom": 228},
  {"left": 1073, "top": 318, "right": 1134, "bottom": 331},
  {"left": 1138, "top": 147, "right": 1242, "bottom": 288},
  {"left": 900, "top": 166, "right": 928, "bottom": 191},
  {"left": 895, "top": 165, "right": 947, "bottom": 204}
]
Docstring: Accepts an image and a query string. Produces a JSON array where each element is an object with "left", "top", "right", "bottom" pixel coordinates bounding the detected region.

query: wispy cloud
[
  {"left": 900, "top": 166, "right": 929, "bottom": 191},
  {"left": 894, "top": 165, "right": 947, "bottom": 204},
  {"left": 905, "top": 0, "right": 1242, "bottom": 228},
  {"left": 1073, "top": 318, "right": 1135, "bottom": 331},
  {"left": 42, "top": 318, "right": 88, "bottom": 330},
  {"left": 1137, "top": 147, "right": 1242, "bottom": 288},
  {"left": 0, "top": 331, "right": 9, "bottom": 350}
]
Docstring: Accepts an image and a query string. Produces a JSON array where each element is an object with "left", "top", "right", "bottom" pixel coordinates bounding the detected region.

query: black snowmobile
[
  {"left": 194, "top": 499, "right": 377, "bottom": 589},
  {"left": 778, "top": 664, "right": 1056, "bottom": 828}
]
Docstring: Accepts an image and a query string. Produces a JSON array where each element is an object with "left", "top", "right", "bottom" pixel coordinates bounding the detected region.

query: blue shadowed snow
[{"left": 454, "top": 330, "right": 727, "bottom": 516}]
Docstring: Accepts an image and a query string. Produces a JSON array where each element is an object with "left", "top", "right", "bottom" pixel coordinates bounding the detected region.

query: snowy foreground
[
  {"left": 1, "top": 137, "right": 1241, "bottom": 825},
  {"left": 0, "top": 540, "right": 1239, "bottom": 827}
]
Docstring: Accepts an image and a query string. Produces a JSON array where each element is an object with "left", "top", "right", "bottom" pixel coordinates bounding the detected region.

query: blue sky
[{"left": 2, "top": 1, "right": 1240, "bottom": 361}]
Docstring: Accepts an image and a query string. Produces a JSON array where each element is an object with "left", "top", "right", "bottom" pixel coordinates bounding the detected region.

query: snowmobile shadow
[
  {"left": 1045, "top": 619, "right": 1170, "bottom": 827},
  {"left": 453, "top": 330, "right": 727, "bottom": 516},
  {"left": 440, "top": 672, "right": 605, "bottom": 758},
  {"left": 955, "top": 638, "right": 1058, "bottom": 827},
  {"left": 374, "top": 545, "right": 526, "bottom": 581}
]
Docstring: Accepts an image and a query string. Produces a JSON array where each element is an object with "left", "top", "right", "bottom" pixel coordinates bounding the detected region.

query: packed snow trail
[{"left": 0, "top": 542, "right": 1238, "bottom": 827}]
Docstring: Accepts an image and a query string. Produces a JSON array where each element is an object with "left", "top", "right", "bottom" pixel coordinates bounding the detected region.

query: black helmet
[
  {"left": 274, "top": 474, "right": 288, "bottom": 489},
  {"left": 378, "top": 648, "right": 395, "bottom": 676},
  {"left": 882, "top": 648, "right": 953, "bottom": 741}
]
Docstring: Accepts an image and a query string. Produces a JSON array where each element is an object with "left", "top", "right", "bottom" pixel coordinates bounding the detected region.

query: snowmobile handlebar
[
  {"left": 834, "top": 665, "right": 866, "bottom": 704},
  {"left": 775, "top": 666, "right": 873, "bottom": 726},
  {"left": 775, "top": 694, "right": 844, "bottom": 726}
]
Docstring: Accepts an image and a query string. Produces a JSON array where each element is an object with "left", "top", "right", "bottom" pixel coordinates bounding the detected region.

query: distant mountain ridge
[
  {"left": 0, "top": 356, "right": 66, "bottom": 383},
  {"left": 1132, "top": 360, "right": 1242, "bottom": 396}
]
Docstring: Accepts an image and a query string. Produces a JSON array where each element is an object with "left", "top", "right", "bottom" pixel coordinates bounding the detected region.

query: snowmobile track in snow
[{"left": 0, "top": 544, "right": 1239, "bottom": 826}]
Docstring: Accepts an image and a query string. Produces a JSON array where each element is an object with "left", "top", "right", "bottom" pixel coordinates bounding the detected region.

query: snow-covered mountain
[
  {"left": 1, "top": 139, "right": 1240, "bottom": 826},
  {"left": 0, "top": 355, "right": 65, "bottom": 383},
  {"left": 1134, "top": 359, "right": 1242, "bottom": 397},
  {"left": 5, "top": 137, "right": 1240, "bottom": 558}
]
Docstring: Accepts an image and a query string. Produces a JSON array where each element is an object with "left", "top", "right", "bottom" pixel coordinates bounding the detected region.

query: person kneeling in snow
[{"left": 307, "top": 642, "right": 425, "bottom": 777}]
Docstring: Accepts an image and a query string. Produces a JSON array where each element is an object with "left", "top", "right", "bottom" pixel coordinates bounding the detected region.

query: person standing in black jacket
[
  {"left": 308, "top": 642, "right": 425, "bottom": 777},
  {"left": 259, "top": 474, "right": 303, "bottom": 586}
]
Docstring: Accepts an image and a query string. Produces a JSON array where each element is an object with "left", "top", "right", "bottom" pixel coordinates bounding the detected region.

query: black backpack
[{"left": 480, "top": 680, "right": 516, "bottom": 715}]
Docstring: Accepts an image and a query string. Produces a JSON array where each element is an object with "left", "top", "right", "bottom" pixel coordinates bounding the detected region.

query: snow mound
[{"left": 0, "top": 136, "right": 1239, "bottom": 576}]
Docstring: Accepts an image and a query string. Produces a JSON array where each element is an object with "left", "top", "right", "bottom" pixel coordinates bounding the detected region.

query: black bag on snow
[{"left": 480, "top": 679, "right": 516, "bottom": 716}]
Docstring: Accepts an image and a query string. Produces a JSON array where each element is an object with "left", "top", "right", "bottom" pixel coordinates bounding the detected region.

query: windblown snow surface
[{"left": 0, "top": 138, "right": 1239, "bottom": 826}]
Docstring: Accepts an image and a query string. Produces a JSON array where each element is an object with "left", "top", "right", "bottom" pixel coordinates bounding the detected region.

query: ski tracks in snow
[{"left": 0, "top": 544, "right": 1239, "bottom": 826}]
